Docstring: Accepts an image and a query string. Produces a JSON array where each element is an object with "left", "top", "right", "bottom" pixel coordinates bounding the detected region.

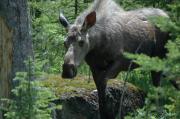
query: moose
[{"left": 59, "top": 0, "right": 169, "bottom": 119}]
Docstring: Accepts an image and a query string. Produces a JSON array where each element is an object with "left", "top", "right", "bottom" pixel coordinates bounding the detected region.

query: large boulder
[{"left": 55, "top": 80, "right": 146, "bottom": 119}]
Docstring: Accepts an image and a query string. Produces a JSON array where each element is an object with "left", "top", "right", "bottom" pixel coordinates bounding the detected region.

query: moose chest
[{"left": 85, "top": 49, "right": 115, "bottom": 71}]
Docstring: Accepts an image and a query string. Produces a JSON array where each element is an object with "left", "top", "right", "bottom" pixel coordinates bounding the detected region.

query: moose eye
[{"left": 78, "top": 40, "right": 84, "bottom": 47}]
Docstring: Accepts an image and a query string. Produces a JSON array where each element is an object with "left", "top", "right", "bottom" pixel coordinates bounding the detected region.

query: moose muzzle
[{"left": 62, "top": 63, "right": 77, "bottom": 78}]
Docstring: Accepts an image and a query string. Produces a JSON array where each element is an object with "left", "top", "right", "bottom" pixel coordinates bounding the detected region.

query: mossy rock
[
  {"left": 43, "top": 74, "right": 146, "bottom": 119},
  {"left": 43, "top": 74, "right": 96, "bottom": 96}
]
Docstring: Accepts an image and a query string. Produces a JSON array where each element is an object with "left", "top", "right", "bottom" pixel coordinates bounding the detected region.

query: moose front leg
[
  {"left": 91, "top": 68, "right": 116, "bottom": 119},
  {"left": 89, "top": 58, "right": 129, "bottom": 119},
  {"left": 95, "top": 59, "right": 132, "bottom": 119}
]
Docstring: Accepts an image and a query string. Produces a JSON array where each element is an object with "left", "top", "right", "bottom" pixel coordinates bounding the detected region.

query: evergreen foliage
[{"left": 1, "top": 58, "right": 57, "bottom": 119}]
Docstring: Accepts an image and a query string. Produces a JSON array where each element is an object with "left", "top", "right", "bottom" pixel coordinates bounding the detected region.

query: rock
[{"left": 55, "top": 80, "right": 146, "bottom": 119}]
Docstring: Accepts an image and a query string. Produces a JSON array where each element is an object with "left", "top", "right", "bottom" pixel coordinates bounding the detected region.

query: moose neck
[
  {"left": 85, "top": 26, "right": 109, "bottom": 70},
  {"left": 87, "top": 25, "right": 105, "bottom": 52}
]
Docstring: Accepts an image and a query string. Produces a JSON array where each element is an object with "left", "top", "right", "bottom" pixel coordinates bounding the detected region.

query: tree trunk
[
  {"left": 0, "top": 0, "right": 33, "bottom": 118},
  {"left": 75, "top": 0, "right": 78, "bottom": 17}
]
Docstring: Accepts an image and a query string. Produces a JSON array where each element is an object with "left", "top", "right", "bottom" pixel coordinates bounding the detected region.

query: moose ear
[
  {"left": 59, "top": 12, "right": 70, "bottom": 29},
  {"left": 82, "top": 11, "right": 96, "bottom": 31}
]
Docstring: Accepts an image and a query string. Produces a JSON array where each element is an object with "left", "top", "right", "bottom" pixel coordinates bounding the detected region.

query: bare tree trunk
[
  {"left": 0, "top": 0, "right": 33, "bottom": 118},
  {"left": 75, "top": 0, "right": 78, "bottom": 17}
]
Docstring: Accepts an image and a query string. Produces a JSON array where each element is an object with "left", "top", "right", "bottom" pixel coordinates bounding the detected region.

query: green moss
[
  {"left": 43, "top": 74, "right": 96, "bottom": 96},
  {"left": 43, "top": 74, "right": 141, "bottom": 97}
]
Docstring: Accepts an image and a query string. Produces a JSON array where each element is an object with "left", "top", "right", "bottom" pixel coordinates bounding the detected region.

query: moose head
[{"left": 59, "top": 11, "right": 96, "bottom": 78}]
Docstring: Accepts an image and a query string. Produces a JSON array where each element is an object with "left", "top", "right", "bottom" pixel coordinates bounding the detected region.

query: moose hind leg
[{"left": 151, "top": 71, "right": 162, "bottom": 86}]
